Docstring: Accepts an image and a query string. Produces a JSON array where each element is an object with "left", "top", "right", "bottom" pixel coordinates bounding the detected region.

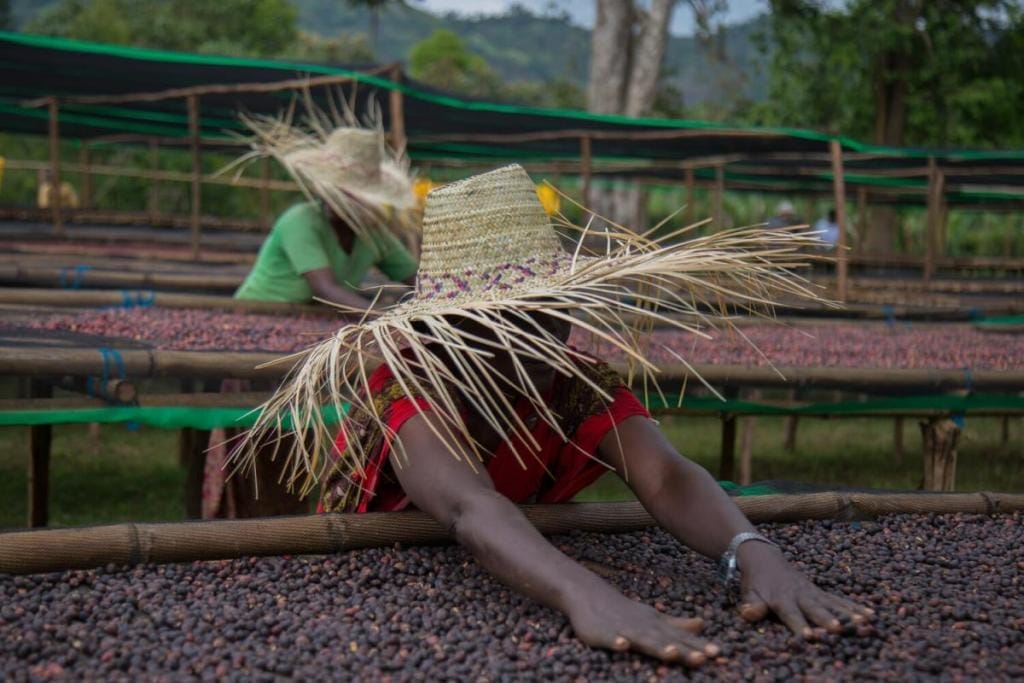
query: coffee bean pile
[
  {"left": 26, "top": 309, "right": 337, "bottom": 353},
  {"left": 1, "top": 513, "right": 1021, "bottom": 681},
  {"left": 582, "top": 323, "right": 1024, "bottom": 371},
  {"left": 15, "top": 308, "right": 1024, "bottom": 369}
]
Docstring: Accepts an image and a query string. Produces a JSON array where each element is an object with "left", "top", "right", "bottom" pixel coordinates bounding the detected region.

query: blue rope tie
[
  {"left": 119, "top": 290, "right": 156, "bottom": 309},
  {"left": 883, "top": 304, "right": 895, "bottom": 328}
]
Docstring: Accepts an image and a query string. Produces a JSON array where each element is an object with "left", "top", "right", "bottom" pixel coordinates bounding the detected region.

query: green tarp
[{"left": 2, "top": 394, "right": 1020, "bottom": 430}]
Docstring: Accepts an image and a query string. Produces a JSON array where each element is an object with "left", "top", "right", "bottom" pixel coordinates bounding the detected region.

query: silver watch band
[{"left": 718, "top": 531, "right": 776, "bottom": 584}]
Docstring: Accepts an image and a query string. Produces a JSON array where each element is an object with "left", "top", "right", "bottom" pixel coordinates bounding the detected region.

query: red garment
[{"left": 320, "top": 355, "right": 650, "bottom": 513}]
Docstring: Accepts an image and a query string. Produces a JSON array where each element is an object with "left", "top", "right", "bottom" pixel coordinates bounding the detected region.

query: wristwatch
[{"left": 718, "top": 531, "right": 777, "bottom": 585}]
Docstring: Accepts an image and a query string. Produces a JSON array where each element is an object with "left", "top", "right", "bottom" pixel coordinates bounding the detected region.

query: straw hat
[
  {"left": 232, "top": 165, "right": 825, "bottom": 495},
  {"left": 234, "top": 102, "right": 415, "bottom": 239}
]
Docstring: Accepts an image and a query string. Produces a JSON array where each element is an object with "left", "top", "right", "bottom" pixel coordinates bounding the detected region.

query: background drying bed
[
  {"left": 10, "top": 308, "right": 1024, "bottom": 370},
  {"left": 1, "top": 513, "right": 1021, "bottom": 681}
]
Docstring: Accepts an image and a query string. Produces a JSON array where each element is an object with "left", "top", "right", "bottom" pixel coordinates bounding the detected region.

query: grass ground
[{"left": 1, "top": 415, "right": 1020, "bottom": 529}]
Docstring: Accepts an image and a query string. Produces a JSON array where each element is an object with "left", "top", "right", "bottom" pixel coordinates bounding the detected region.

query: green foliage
[
  {"left": 753, "top": 0, "right": 1024, "bottom": 147},
  {"left": 27, "top": 0, "right": 298, "bottom": 56},
  {"left": 283, "top": 30, "right": 375, "bottom": 64},
  {"left": 408, "top": 29, "right": 501, "bottom": 97}
]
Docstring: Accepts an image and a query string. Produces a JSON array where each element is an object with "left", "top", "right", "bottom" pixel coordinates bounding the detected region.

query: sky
[{"left": 418, "top": 0, "right": 766, "bottom": 37}]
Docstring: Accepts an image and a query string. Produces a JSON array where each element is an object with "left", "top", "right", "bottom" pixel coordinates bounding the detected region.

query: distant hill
[
  {"left": 12, "top": 0, "right": 766, "bottom": 106},
  {"left": 293, "top": 1, "right": 766, "bottom": 106}
]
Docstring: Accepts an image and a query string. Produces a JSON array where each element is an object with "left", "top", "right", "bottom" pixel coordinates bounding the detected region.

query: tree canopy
[
  {"left": 752, "top": 0, "right": 1024, "bottom": 148},
  {"left": 27, "top": 0, "right": 299, "bottom": 57}
]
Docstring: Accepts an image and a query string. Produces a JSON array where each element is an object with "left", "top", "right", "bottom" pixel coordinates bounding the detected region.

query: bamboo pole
[
  {"left": 187, "top": 94, "right": 202, "bottom": 260},
  {"left": 47, "top": 98, "right": 64, "bottom": 238},
  {"left": 3, "top": 493, "right": 1023, "bottom": 575},
  {"left": 25, "top": 68, "right": 393, "bottom": 108},
  {"left": 2, "top": 157, "right": 300, "bottom": 191},
  {"left": 388, "top": 64, "right": 406, "bottom": 152},
  {"left": 829, "top": 140, "right": 849, "bottom": 302}
]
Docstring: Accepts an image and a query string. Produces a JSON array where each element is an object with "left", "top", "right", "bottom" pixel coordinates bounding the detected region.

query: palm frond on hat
[
  {"left": 228, "top": 165, "right": 831, "bottom": 498},
  {"left": 224, "top": 89, "right": 416, "bottom": 241}
]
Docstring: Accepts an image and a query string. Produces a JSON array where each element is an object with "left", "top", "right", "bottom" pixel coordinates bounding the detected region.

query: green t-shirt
[{"left": 235, "top": 202, "right": 418, "bottom": 303}]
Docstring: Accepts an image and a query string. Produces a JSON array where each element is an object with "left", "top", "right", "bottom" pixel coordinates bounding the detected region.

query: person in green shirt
[
  {"left": 235, "top": 200, "right": 417, "bottom": 305},
  {"left": 203, "top": 114, "right": 420, "bottom": 519}
]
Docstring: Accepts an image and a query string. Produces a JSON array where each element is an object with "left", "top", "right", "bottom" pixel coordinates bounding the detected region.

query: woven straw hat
[
  {"left": 232, "top": 164, "right": 825, "bottom": 496},
  {"left": 232, "top": 101, "right": 415, "bottom": 239}
]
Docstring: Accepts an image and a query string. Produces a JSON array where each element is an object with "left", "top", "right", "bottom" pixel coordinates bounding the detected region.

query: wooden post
[
  {"left": 894, "top": 417, "right": 904, "bottom": 465},
  {"left": 259, "top": 158, "right": 271, "bottom": 231},
  {"left": 782, "top": 389, "right": 799, "bottom": 452},
  {"left": 147, "top": 139, "right": 160, "bottom": 224},
  {"left": 580, "top": 136, "right": 592, "bottom": 207},
  {"left": 388, "top": 65, "right": 407, "bottom": 152},
  {"left": 856, "top": 187, "right": 868, "bottom": 254},
  {"left": 684, "top": 166, "right": 695, "bottom": 227},
  {"left": 47, "top": 97, "right": 64, "bottom": 238},
  {"left": 80, "top": 143, "right": 93, "bottom": 210},
  {"left": 28, "top": 380, "right": 53, "bottom": 528},
  {"left": 924, "top": 157, "right": 939, "bottom": 285},
  {"left": 738, "top": 390, "right": 759, "bottom": 486},
  {"left": 719, "top": 387, "right": 739, "bottom": 482},
  {"left": 802, "top": 198, "right": 815, "bottom": 227},
  {"left": 187, "top": 94, "right": 202, "bottom": 260},
  {"left": 829, "top": 140, "right": 849, "bottom": 301},
  {"left": 920, "top": 417, "right": 960, "bottom": 492},
  {"left": 713, "top": 163, "right": 725, "bottom": 229},
  {"left": 1001, "top": 416, "right": 1010, "bottom": 446}
]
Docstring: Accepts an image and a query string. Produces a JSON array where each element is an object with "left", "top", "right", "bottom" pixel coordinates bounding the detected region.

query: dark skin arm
[
  {"left": 303, "top": 268, "right": 375, "bottom": 311},
  {"left": 596, "top": 416, "right": 874, "bottom": 638},
  {"left": 391, "top": 411, "right": 717, "bottom": 666}
]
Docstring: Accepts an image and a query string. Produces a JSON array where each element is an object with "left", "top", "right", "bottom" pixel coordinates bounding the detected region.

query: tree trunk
[
  {"left": 588, "top": 0, "right": 633, "bottom": 114},
  {"left": 624, "top": 0, "right": 675, "bottom": 117},
  {"left": 867, "top": 0, "right": 919, "bottom": 255}
]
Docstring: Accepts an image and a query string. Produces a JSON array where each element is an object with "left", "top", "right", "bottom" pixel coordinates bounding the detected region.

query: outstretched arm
[
  {"left": 390, "top": 411, "right": 719, "bottom": 665},
  {"left": 598, "top": 416, "right": 873, "bottom": 638},
  {"left": 303, "top": 268, "right": 375, "bottom": 310}
]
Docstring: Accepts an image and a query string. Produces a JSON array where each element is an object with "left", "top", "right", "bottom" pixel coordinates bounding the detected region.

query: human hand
[
  {"left": 735, "top": 541, "right": 874, "bottom": 639},
  {"left": 567, "top": 583, "right": 720, "bottom": 666}
]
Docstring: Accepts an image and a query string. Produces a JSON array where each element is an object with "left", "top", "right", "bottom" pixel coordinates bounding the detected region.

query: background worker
[{"left": 202, "top": 115, "right": 419, "bottom": 519}]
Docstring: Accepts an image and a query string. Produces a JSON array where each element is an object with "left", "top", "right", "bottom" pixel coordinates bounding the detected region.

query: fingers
[
  {"left": 821, "top": 592, "right": 875, "bottom": 623},
  {"left": 772, "top": 597, "right": 812, "bottom": 639},
  {"left": 664, "top": 616, "right": 704, "bottom": 635},
  {"left": 664, "top": 616, "right": 722, "bottom": 658},
  {"left": 797, "top": 595, "right": 842, "bottom": 634},
  {"left": 739, "top": 587, "right": 770, "bottom": 623},
  {"left": 619, "top": 618, "right": 715, "bottom": 666}
]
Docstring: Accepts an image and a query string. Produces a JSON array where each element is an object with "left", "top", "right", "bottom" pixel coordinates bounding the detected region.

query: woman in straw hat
[
  {"left": 233, "top": 165, "right": 872, "bottom": 664},
  {"left": 204, "top": 112, "right": 419, "bottom": 519},
  {"left": 234, "top": 123, "right": 419, "bottom": 306}
]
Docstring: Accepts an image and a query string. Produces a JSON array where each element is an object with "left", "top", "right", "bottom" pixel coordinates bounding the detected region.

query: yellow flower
[
  {"left": 536, "top": 183, "right": 560, "bottom": 216},
  {"left": 413, "top": 178, "right": 434, "bottom": 207}
]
